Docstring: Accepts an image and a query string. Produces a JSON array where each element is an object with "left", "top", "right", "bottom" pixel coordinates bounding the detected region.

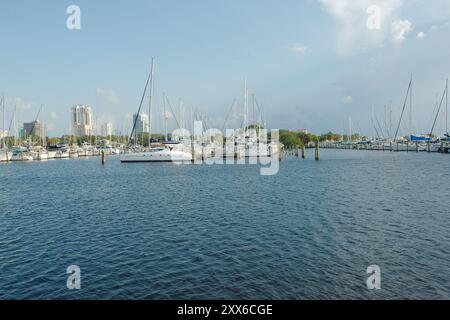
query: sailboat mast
[
  {"left": 252, "top": 93, "right": 255, "bottom": 128},
  {"left": 244, "top": 79, "right": 248, "bottom": 137},
  {"left": 409, "top": 74, "right": 413, "bottom": 137},
  {"left": 2, "top": 94, "right": 4, "bottom": 150},
  {"left": 446, "top": 78, "right": 448, "bottom": 134},
  {"left": 163, "top": 93, "right": 168, "bottom": 142},
  {"left": 148, "top": 57, "right": 155, "bottom": 147},
  {"left": 349, "top": 117, "right": 352, "bottom": 142},
  {"left": 13, "top": 106, "right": 17, "bottom": 146}
]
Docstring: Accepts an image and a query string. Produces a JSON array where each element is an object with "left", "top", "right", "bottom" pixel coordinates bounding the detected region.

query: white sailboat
[
  {"left": 237, "top": 80, "right": 277, "bottom": 158},
  {"left": 30, "top": 146, "right": 49, "bottom": 160},
  {"left": 121, "top": 144, "right": 192, "bottom": 163},
  {"left": 120, "top": 58, "right": 192, "bottom": 163},
  {"left": 55, "top": 149, "right": 70, "bottom": 159}
]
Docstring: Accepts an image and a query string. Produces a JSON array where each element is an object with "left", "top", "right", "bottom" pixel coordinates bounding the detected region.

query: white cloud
[
  {"left": 342, "top": 96, "right": 353, "bottom": 104},
  {"left": 7, "top": 97, "right": 33, "bottom": 110},
  {"left": 391, "top": 20, "right": 412, "bottom": 42},
  {"left": 288, "top": 44, "right": 308, "bottom": 54},
  {"left": 417, "top": 31, "right": 426, "bottom": 39},
  {"left": 319, "top": 0, "right": 403, "bottom": 53},
  {"left": 96, "top": 88, "right": 119, "bottom": 105}
]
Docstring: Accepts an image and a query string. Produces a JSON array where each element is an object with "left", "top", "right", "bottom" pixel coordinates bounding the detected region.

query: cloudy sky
[{"left": 1, "top": 0, "right": 450, "bottom": 136}]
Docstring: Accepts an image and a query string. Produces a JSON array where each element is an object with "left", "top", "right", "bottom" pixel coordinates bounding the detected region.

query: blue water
[{"left": 1, "top": 150, "right": 450, "bottom": 300}]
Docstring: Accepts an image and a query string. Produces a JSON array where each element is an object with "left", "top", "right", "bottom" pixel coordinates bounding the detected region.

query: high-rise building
[
  {"left": 133, "top": 112, "right": 149, "bottom": 134},
  {"left": 24, "top": 120, "right": 47, "bottom": 139},
  {"left": 72, "top": 105, "right": 92, "bottom": 137},
  {"left": 101, "top": 122, "right": 113, "bottom": 137}
]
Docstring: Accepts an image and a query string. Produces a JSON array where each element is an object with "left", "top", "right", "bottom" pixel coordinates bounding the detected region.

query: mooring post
[
  {"left": 192, "top": 143, "right": 196, "bottom": 163},
  {"left": 278, "top": 142, "right": 282, "bottom": 162},
  {"left": 315, "top": 140, "right": 320, "bottom": 161},
  {"left": 302, "top": 144, "right": 306, "bottom": 159},
  {"left": 101, "top": 150, "right": 106, "bottom": 165}
]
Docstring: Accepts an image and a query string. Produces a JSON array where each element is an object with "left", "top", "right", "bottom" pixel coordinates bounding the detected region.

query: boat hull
[
  {"left": 120, "top": 150, "right": 192, "bottom": 163},
  {"left": 11, "top": 153, "right": 33, "bottom": 161},
  {"left": 0, "top": 151, "right": 12, "bottom": 162}
]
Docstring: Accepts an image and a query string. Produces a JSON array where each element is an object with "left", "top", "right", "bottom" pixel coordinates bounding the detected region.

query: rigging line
[
  {"left": 7, "top": 106, "right": 16, "bottom": 140},
  {"left": 374, "top": 112, "right": 385, "bottom": 138},
  {"left": 430, "top": 86, "right": 446, "bottom": 136},
  {"left": 373, "top": 124, "right": 381, "bottom": 139},
  {"left": 222, "top": 99, "right": 237, "bottom": 133},
  {"left": 254, "top": 97, "right": 263, "bottom": 125},
  {"left": 394, "top": 79, "right": 412, "bottom": 140},
  {"left": 30, "top": 104, "right": 43, "bottom": 138},
  {"left": 165, "top": 95, "right": 181, "bottom": 129},
  {"left": 129, "top": 71, "right": 152, "bottom": 144}
]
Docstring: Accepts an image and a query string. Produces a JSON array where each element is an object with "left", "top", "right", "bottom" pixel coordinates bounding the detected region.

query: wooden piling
[
  {"left": 191, "top": 144, "right": 196, "bottom": 163},
  {"left": 101, "top": 150, "right": 106, "bottom": 165},
  {"left": 315, "top": 140, "right": 320, "bottom": 161},
  {"left": 278, "top": 142, "right": 282, "bottom": 162},
  {"left": 301, "top": 145, "right": 305, "bottom": 159}
]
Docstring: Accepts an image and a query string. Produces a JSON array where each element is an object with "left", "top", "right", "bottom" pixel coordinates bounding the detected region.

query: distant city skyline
[{"left": 1, "top": 1, "right": 450, "bottom": 137}]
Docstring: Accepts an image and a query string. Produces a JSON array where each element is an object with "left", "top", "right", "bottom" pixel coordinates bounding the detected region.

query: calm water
[{"left": 1, "top": 150, "right": 450, "bottom": 300}]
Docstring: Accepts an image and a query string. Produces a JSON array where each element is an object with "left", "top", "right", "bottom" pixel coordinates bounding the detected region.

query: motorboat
[{"left": 10, "top": 147, "right": 33, "bottom": 161}]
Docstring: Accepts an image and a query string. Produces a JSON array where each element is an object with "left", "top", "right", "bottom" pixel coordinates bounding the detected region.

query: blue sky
[{"left": 1, "top": 0, "right": 450, "bottom": 136}]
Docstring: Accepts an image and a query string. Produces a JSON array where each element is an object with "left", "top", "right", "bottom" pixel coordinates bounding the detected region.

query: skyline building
[
  {"left": 71, "top": 105, "right": 93, "bottom": 137},
  {"left": 133, "top": 112, "right": 149, "bottom": 135},
  {"left": 101, "top": 122, "right": 113, "bottom": 137},
  {"left": 23, "top": 120, "right": 47, "bottom": 140}
]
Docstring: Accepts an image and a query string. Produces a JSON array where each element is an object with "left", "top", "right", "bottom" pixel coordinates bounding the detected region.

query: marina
[{"left": 2, "top": 0, "right": 450, "bottom": 304}]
